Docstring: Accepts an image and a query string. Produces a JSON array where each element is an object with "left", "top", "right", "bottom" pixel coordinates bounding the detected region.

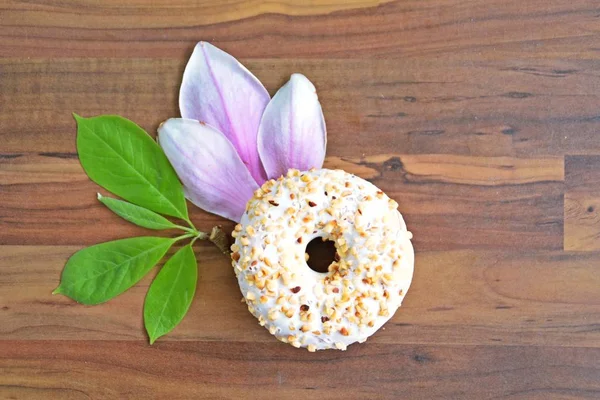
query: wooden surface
[{"left": 1, "top": 1, "right": 600, "bottom": 398}]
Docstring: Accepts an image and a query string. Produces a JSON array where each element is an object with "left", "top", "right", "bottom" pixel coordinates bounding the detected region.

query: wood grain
[
  {"left": 2, "top": 0, "right": 600, "bottom": 398},
  {"left": 565, "top": 193, "right": 600, "bottom": 251},
  {"left": 1, "top": 341, "right": 599, "bottom": 400},
  {"left": 0, "top": 0, "right": 394, "bottom": 27},
  {"left": 1, "top": 153, "right": 564, "bottom": 250},
  {"left": 2, "top": 57, "right": 600, "bottom": 156},
  {"left": 2, "top": 246, "right": 599, "bottom": 346},
  {"left": 564, "top": 156, "right": 600, "bottom": 251},
  {"left": 1, "top": 0, "right": 598, "bottom": 59}
]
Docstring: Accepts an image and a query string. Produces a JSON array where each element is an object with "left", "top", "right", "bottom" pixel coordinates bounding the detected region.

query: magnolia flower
[{"left": 158, "top": 42, "right": 327, "bottom": 222}]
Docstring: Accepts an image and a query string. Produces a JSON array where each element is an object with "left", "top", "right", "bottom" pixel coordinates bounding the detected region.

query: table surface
[{"left": 1, "top": 1, "right": 600, "bottom": 399}]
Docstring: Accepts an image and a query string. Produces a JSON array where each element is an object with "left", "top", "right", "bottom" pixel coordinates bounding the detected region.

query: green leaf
[
  {"left": 144, "top": 244, "right": 197, "bottom": 344},
  {"left": 98, "top": 194, "right": 183, "bottom": 231},
  {"left": 75, "top": 114, "right": 188, "bottom": 220},
  {"left": 54, "top": 237, "right": 176, "bottom": 305}
]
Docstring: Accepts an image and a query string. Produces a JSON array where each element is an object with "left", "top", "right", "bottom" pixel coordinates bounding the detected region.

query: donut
[{"left": 231, "top": 168, "right": 414, "bottom": 351}]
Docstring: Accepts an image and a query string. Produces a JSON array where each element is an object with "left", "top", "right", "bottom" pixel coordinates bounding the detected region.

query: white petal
[
  {"left": 158, "top": 118, "right": 258, "bottom": 222},
  {"left": 179, "top": 42, "right": 270, "bottom": 184},
  {"left": 258, "top": 73, "right": 327, "bottom": 179}
]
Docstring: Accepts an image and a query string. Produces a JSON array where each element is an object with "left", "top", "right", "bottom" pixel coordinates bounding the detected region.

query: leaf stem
[
  {"left": 190, "top": 231, "right": 208, "bottom": 247},
  {"left": 175, "top": 225, "right": 198, "bottom": 235},
  {"left": 184, "top": 217, "right": 198, "bottom": 232},
  {"left": 174, "top": 233, "right": 196, "bottom": 242}
]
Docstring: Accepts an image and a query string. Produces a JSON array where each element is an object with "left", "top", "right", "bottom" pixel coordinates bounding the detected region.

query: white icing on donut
[{"left": 231, "top": 169, "right": 414, "bottom": 351}]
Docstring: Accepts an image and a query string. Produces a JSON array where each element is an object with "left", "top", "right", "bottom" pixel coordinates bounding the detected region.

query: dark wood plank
[
  {"left": 0, "top": 0, "right": 598, "bottom": 59},
  {"left": 3, "top": 246, "right": 599, "bottom": 347},
  {"left": 2, "top": 0, "right": 600, "bottom": 397},
  {"left": 1, "top": 56, "right": 599, "bottom": 157},
  {"left": 362, "top": 154, "right": 564, "bottom": 251},
  {"left": 566, "top": 156, "right": 600, "bottom": 193},
  {"left": 564, "top": 156, "right": 600, "bottom": 251},
  {"left": 565, "top": 193, "right": 600, "bottom": 251},
  {"left": 0, "top": 153, "right": 563, "bottom": 250},
  {"left": 1, "top": 340, "right": 598, "bottom": 399}
]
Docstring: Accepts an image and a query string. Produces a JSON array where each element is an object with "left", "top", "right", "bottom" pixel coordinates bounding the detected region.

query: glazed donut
[{"left": 231, "top": 168, "right": 414, "bottom": 351}]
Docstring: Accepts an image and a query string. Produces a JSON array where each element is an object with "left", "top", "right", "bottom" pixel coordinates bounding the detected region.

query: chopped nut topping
[
  {"left": 234, "top": 168, "right": 413, "bottom": 351},
  {"left": 268, "top": 310, "right": 280, "bottom": 321},
  {"left": 335, "top": 342, "right": 347, "bottom": 350}
]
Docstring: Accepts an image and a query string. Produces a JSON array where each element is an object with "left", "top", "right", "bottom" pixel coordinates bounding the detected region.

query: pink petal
[
  {"left": 158, "top": 118, "right": 258, "bottom": 222},
  {"left": 179, "top": 41, "right": 270, "bottom": 184},
  {"left": 257, "top": 73, "right": 327, "bottom": 179}
]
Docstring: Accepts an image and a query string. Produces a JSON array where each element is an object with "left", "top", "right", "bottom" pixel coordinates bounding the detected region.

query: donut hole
[{"left": 305, "top": 237, "right": 337, "bottom": 273}]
